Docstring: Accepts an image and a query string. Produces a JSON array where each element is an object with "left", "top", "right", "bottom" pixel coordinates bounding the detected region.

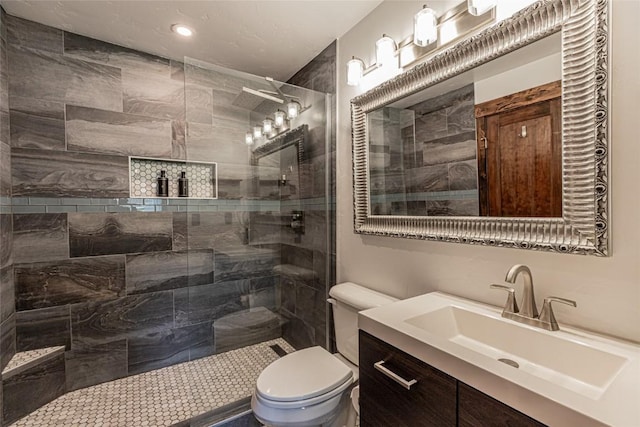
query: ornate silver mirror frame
[{"left": 351, "top": 0, "right": 609, "bottom": 256}]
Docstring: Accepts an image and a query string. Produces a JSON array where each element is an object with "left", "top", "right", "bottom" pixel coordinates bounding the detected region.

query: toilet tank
[{"left": 328, "top": 282, "right": 397, "bottom": 366}]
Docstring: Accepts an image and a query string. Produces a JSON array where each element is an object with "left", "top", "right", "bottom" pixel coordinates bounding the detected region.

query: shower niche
[{"left": 129, "top": 157, "right": 218, "bottom": 199}]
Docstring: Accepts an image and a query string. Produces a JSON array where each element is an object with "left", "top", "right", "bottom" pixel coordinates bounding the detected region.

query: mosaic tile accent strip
[
  {"left": 2, "top": 345, "right": 65, "bottom": 378},
  {"left": 130, "top": 157, "right": 217, "bottom": 199},
  {"left": 13, "top": 338, "right": 295, "bottom": 426}
]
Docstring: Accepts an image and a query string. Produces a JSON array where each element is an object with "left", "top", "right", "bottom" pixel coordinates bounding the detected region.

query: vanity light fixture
[
  {"left": 171, "top": 24, "right": 193, "bottom": 37},
  {"left": 345, "top": 1, "right": 496, "bottom": 85},
  {"left": 253, "top": 125, "right": 263, "bottom": 139},
  {"left": 375, "top": 34, "right": 397, "bottom": 68},
  {"left": 287, "top": 100, "right": 301, "bottom": 119},
  {"left": 347, "top": 57, "right": 365, "bottom": 86},
  {"left": 274, "top": 110, "right": 286, "bottom": 128},
  {"left": 467, "top": 0, "right": 497, "bottom": 16},
  {"left": 414, "top": 5, "right": 438, "bottom": 47},
  {"left": 262, "top": 118, "right": 274, "bottom": 135},
  {"left": 245, "top": 132, "right": 254, "bottom": 145}
]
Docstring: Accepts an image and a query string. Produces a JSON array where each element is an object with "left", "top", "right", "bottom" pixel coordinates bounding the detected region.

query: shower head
[{"left": 232, "top": 87, "right": 285, "bottom": 111}]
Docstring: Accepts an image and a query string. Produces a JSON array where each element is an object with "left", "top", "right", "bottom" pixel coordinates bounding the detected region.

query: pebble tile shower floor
[{"left": 13, "top": 338, "right": 295, "bottom": 426}]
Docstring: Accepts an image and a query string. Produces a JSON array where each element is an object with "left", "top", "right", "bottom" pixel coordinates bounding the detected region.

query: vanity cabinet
[
  {"left": 458, "top": 382, "right": 546, "bottom": 427},
  {"left": 359, "top": 331, "right": 457, "bottom": 426},
  {"left": 359, "top": 331, "right": 546, "bottom": 427}
]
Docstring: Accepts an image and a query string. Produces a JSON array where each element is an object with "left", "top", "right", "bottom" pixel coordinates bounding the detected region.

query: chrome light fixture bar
[
  {"left": 347, "top": 0, "right": 496, "bottom": 86},
  {"left": 468, "top": 0, "right": 497, "bottom": 16},
  {"left": 243, "top": 77, "right": 312, "bottom": 144}
]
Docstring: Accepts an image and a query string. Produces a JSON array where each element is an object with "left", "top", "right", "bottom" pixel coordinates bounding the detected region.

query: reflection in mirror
[
  {"left": 367, "top": 33, "right": 561, "bottom": 218},
  {"left": 251, "top": 125, "right": 307, "bottom": 201}
]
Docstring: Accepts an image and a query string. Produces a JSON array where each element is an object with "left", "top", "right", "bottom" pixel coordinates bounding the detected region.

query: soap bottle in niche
[
  {"left": 178, "top": 171, "right": 189, "bottom": 197},
  {"left": 157, "top": 170, "right": 169, "bottom": 197}
]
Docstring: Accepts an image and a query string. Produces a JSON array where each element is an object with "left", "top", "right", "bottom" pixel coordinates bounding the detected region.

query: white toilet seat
[
  {"left": 255, "top": 374, "right": 354, "bottom": 409},
  {"left": 256, "top": 346, "right": 354, "bottom": 407}
]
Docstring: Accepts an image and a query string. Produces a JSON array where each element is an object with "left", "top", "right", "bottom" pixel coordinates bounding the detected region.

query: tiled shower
[{"left": 0, "top": 9, "right": 336, "bottom": 426}]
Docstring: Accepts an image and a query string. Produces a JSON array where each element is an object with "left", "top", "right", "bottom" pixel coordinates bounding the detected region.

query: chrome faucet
[
  {"left": 505, "top": 264, "right": 538, "bottom": 318},
  {"left": 490, "top": 264, "right": 576, "bottom": 331}
]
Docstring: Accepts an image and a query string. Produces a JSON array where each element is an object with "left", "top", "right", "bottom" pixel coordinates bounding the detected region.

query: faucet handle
[
  {"left": 490, "top": 284, "right": 519, "bottom": 314},
  {"left": 539, "top": 297, "right": 577, "bottom": 331}
]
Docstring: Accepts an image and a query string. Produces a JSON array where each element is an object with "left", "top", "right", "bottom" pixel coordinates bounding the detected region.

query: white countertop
[{"left": 358, "top": 292, "right": 640, "bottom": 427}]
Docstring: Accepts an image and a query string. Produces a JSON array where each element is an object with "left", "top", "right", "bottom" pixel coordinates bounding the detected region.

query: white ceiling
[{"left": 1, "top": 0, "right": 382, "bottom": 82}]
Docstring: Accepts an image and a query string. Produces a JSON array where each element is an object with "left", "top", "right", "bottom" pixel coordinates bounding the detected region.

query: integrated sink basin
[
  {"left": 405, "top": 306, "right": 627, "bottom": 399},
  {"left": 358, "top": 292, "right": 640, "bottom": 426}
]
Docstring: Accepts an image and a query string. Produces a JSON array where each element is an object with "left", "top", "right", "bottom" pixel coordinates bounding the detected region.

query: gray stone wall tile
[
  {"left": 68, "top": 212, "right": 173, "bottom": 257},
  {"left": 214, "top": 247, "right": 278, "bottom": 283},
  {"left": 185, "top": 212, "right": 247, "bottom": 251},
  {"left": 15, "top": 255, "right": 126, "bottom": 311},
  {"left": 9, "top": 96, "right": 65, "bottom": 149},
  {"left": 407, "top": 164, "right": 450, "bottom": 192},
  {"left": 127, "top": 325, "right": 202, "bottom": 375},
  {"left": 71, "top": 291, "right": 174, "bottom": 345},
  {"left": 0, "top": 141, "right": 10, "bottom": 197},
  {"left": 186, "top": 83, "right": 213, "bottom": 124},
  {"left": 171, "top": 120, "right": 187, "bottom": 160},
  {"left": 422, "top": 138, "right": 477, "bottom": 167},
  {"left": 66, "top": 105, "right": 173, "bottom": 157},
  {"left": 0, "top": 265, "right": 14, "bottom": 323},
  {"left": 249, "top": 276, "right": 279, "bottom": 312},
  {"left": 212, "top": 307, "right": 280, "bottom": 354},
  {"left": 63, "top": 32, "right": 171, "bottom": 77},
  {"left": 8, "top": 44, "right": 123, "bottom": 112},
  {"left": 125, "top": 249, "right": 213, "bottom": 295},
  {"left": 449, "top": 159, "right": 479, "bottom": 191},
  {"left": 172, "top": 212, "right": 187, "bottom": 251},
  {"left": 0, "top": 213, "right": 12, "bottom": 268},
  {"left": 12, "top": 148, "right": 129, "bottom": 197},
  {"left": 175, "top": 281, "right": 248, "bottom": 327},
  {"left": 13, "top": 213, "right": 69, "bottom": 263},
  {"left": 287, "top": 41, "right": 336, "bottom": 94},
  {"left": 1, "top": 36, "right": 9, "bottom": 130},
  {"left": 187, "top": 321, "right": 215, "bottom": 360},
  {"left": 15, "top": 305, "right": 70, "bottom": 351},
  {"left": 122, "top": 71, "right": 184, "bottom": 120},
  {"left": 6, "top": 15, "right": 62, "bottom": 54},
  {"left": 427, "top": 199, "right": 479, "bottom": 216},
  {"left": 187, "top": 122, "right": 249, "bottom": 165},
  {"left": 170, "top": 60, "right": 184, "bottom": 81},
  {"left": 281, "top": 313, "right": 314, "bottom": 350},
  {"left": 1, "top": 312, "right": 15, "bottom": 371},
  {"left": 65, "top": 339, "right": 127, "bottom": 391}
]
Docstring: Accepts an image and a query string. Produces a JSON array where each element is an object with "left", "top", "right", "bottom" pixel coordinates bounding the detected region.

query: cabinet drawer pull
[{"left": 374, "top": 360, "right": 418, "bottom": 390}]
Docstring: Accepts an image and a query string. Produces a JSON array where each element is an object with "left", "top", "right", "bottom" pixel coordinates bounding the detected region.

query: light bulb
[
  {"left": 274, "top": 110, "right": 286, "bottom": 128},
  {"left": 375, "top": 34, "right": 397, "bottom": 68},
  {"left": 287, "top": 101, "right": 301, "bottom": 120},
  {"left": 347, "top": 57, "right": 365, "bottom": 86},
  {"left": 467, "top": 0, "right": 496, "bottom": 16},
  {"left": 253, "top": 126, "right": 262, "bottom": 139},
  {"left": 245, "top": 132, "right": 254, "bottom": 145},
  {"left": 262, "top": 118, "right": 274, "bottom": 134},
  {"left": 414, "top": 6, "right": 438, "bottom": 47}
]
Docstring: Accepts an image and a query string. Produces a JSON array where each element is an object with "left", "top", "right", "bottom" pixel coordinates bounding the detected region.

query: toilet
[{"left": 251, "top": 282, "right": 397, "bottom": 427}]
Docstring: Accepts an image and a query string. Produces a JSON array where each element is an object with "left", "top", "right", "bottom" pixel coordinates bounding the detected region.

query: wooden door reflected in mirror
[{"left": 475, "top": 81, "right": 562, "bottom": 217}]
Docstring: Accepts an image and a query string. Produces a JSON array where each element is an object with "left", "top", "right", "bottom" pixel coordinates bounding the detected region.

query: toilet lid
[{"left": 256, "top": 346, "right": 353, "bottom": 402}]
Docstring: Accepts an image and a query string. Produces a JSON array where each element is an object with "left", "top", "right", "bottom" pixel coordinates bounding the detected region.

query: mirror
[
  {"left": 351, "top": 0, "right": 609, "bottom": 256},
  {"left": 251, "top": 124, "right": 308, "bottom": 199}
]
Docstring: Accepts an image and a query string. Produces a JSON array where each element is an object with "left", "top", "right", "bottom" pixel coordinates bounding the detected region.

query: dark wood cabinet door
[
  {"left": 458, "top": 382, "right": 547, "bottom": 427},
  {"left": 359, "top": 331, "right": 457, "bottom": 427}
]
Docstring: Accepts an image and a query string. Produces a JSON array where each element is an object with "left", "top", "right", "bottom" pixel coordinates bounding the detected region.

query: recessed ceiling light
[{"left": 171, "top": 24, "right": 193, "bottom": 37}]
